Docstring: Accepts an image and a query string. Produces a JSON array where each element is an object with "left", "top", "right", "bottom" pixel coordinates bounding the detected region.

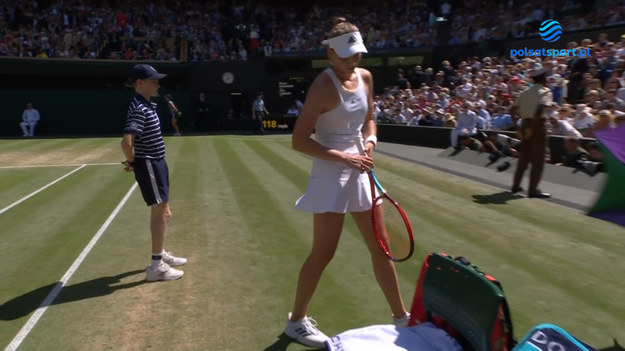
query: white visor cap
[{"left": 321, "top": 31, "right": 368, "bottom": 58}]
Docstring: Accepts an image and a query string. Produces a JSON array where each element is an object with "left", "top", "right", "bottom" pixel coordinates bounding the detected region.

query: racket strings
[{"left": 373, "top": 197, "right": 412, "bottom": 260}]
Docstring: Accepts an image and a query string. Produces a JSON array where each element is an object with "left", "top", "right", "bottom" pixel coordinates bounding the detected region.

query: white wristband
[{"left": 365, "top": 135, "right": 377, "bottom": 147}]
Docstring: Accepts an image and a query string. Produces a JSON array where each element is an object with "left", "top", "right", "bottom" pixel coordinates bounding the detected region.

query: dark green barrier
[{"left": 1, "top": 89, "right": 189, "bottom": 137}]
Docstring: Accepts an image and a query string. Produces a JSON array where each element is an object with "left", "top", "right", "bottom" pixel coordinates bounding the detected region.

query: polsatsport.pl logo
[{"left": 510, "top": 19, "right": 591, "bottom": 59}]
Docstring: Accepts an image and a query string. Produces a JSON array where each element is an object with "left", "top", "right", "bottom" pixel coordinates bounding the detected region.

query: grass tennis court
[{"left": 0, "top": 135, "right": 623, "bottom": 351}]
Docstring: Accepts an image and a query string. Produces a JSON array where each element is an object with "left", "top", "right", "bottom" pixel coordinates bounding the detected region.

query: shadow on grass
[
  {"left": 472, "top": 191, "right": 524, "bottom": 205},
  {"left": 600, "top": 339, "right": 625, "bottom": 351},
  {"left": 263, "top": 333, "right": 326, "bottom": 351},
  {"left": 0, "top": 269, "right": 146, "bottom": 320}
]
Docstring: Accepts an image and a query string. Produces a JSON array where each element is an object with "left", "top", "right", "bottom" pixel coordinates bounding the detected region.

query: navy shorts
[{"left": 133, "top": 157, "right": 170, "bottom": 206}]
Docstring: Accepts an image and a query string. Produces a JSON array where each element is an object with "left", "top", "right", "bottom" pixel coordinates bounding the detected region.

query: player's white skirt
[{"left": 295, "top": 141, "right": 373, "bottom": 213}]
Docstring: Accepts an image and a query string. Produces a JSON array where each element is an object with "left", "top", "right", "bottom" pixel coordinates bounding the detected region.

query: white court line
[
  {"left": 0, "top": 165, "right": 87, "bottom": 216},
  {"left": 0, "top": 162, "right": 120, "bottom": 169},
  {"left": 4, "top": 183, "right": 138, "bottom": 351}
]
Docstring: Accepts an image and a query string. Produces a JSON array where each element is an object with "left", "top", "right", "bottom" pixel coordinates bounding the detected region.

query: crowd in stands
[
  {"left": 373, "top": 32, "right": 625, "bottom": 168},
  {"left": 2, "top": 0, "right": 625, "bottom": 61}
]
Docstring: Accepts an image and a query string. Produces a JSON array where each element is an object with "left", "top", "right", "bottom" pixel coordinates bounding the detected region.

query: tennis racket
[{"left": 357, "top": 140, "right": 415, "bottom": 262}]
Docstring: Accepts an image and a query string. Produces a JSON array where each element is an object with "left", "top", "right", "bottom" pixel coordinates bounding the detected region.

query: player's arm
[
  {"left": 170, "top": 101, "right": 181, "bottom": 116},
  {"left": 360, "top": 68, "right": 377, "bottom": 156},
  {"left": 121, "top": 133, "right": 136, "bottom": 171}
]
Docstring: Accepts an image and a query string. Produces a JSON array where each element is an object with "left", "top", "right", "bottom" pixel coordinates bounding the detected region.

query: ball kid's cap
[
  {"left": 130, "top": 64, "right": 167, "bottom": 82},
  {"left": 321, "top": 31, "right": 367, "bottom": 58}
]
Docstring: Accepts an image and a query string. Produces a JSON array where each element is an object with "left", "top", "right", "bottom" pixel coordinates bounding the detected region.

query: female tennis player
[{"left": 285, "top": 17, "right": 409, "bottom": 348}]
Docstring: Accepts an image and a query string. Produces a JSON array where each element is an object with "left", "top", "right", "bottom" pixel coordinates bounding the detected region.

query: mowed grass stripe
[
  {"left": 0, "top": 166, "right": 132, "bottom": 292},
  {"left": 0, "top": 166, "right": 134, "bottom": 347},
  {"left": 0, "top": 139, "right": 74, "bottom": 154},
  {"left": 207, "top": 137, "right": 334, "bottom": 348},
  {"left": 0, "top": 167, "right": 81, "bottom": 209},
  {"left": 0, "top": 138, "right": 123, "bottom": 168}
]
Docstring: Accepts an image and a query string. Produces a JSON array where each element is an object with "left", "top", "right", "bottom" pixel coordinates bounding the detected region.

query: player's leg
[
  {"left": 285, "top": 212, "right": 342, "bottom": 347},
  {"left": 150, "top": 202, "right": 169, "bottom": 255},
  {"left": 450, "top": 129, "right": 459, "bottom": 148},
  {"left": 134, "top": 158, "right": 183, "bottom": 281},
  {"left": 351, "top": 210, "right": 407, "bottom": 322},
  {"left": 20, "top": 122, "right": 28, "bottom": 136},
  {"left": 171, "top": 117, "right": 180, "bottom": 135},
  {"left": 528, "top": 129, "right": 548, "bottom": 195},
  {"left": 290, "top": 212, "right": 344, "bottom": 321},
  {"left": 512, "top": 139, "right": 530, "bottom": 192}
]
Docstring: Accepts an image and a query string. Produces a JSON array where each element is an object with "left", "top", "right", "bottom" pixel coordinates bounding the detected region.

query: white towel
[{"left": 326, "top": 322, "right": 463, "bottom": 351}]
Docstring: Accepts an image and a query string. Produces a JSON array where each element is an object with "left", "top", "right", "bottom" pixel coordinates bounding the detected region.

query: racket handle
[{"left": 355, "top": 137, "right": 365, "bottom": 155}]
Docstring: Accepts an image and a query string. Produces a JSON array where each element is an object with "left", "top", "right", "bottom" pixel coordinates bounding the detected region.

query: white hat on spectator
[{"left": 322, "top": 31, "right": 367, "bottom": 58}]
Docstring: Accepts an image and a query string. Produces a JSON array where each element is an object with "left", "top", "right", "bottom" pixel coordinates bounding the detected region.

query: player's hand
[
  {"left": 345, "top": 153, "right": 374, "bottom": 173},
  {"left": 364, "top": 143, "right": 374, "bottom": 156},
  {"left": 121, "top": 160, "right": 135, "bottom": 172}
]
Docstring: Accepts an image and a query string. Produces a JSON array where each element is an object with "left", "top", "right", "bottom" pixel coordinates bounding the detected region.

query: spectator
[
  {"left": 572, "top": 104, "right": 595, "bottom": 136},
  {"left": 548, "top": 114, "right": 583, "bottom": 138},
  {"left": 491, "top": 106, "right": 515, "bottom": 131},
  {"left": 579, "top": 141, "right": 604, "bottom": 174},
  {"left": 451, "top": 101, "right": 478, "bottom": 148},
  {"left": 432, "top": 109, "right": 445, "bottom": 127},
  {"left": 418, "top": 107, "right": 435, "bottom": 126},
  {"left": 396, "top": 73, "right": 410, "bottom": 90},
  {"left": 602, "top": 89, "right": 625, "bottom": 109},
  {"left": 406, "top": 115, "right": 420, "bottom": 126},
  {"left": 556, "top": 137, "right": 589, "bottom": 168},
  {"left": 483, "top": 131, "right": 519, "bottom": 158},
  {"left": 286, "top": 103, "right": 300, "bottom": 116},
  {"left": 458, "top": 133, "right": 482, "bottom": 151},
  {"left": 20, "top": 102, "right": 40, "bottom": 137},
  {"left": 591, "top": 109, "right": 616, "bottom": 132},
  {"left": 475, "top": 100, "right": 491, "bottom": 129},
  {"left": 567, "top": 51, "right": 590, "bottom": 104}
]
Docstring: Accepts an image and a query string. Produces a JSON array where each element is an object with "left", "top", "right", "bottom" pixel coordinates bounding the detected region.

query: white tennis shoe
[
  {"left": 284, "top": 312, "right": 329, "bottom": 348},
  {"left": 145, "top": 262, "right": 184, "bottom": 282},
  {"left": 162, "top": 251, "right": 187, "bottom": 266},
  {"left": 393, "top": 312, "right": 411, "bottom": 327}
]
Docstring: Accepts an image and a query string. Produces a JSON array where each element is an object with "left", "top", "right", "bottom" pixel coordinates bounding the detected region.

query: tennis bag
[
  {"left": 512, "top": 324, "right": 598, "bottom": 351},
  {"left": 409, "top": 252, "right": 515, "bottom": 351}
]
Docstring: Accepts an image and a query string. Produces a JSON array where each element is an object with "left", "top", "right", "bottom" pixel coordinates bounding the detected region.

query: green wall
[{"left": 2, "top": 89, "right": 190, "bottom": 137}]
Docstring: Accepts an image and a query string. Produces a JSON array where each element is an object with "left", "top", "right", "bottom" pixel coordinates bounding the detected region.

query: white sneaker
[
  {"left": 393, "top": 312, "right": 411, "bottom": 327},
  {"left": 145, "top": 262, "right": 184, "bottom": 282},
  {"left": 162, "top": 251, "right": 187, "bottom": 266},
  {"left": 284, "top": 312, "right": 329, "bottom": 348}
]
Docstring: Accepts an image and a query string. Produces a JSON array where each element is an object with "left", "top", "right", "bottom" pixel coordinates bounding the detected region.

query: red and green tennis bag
[{"left": 409, "top": 252, "right": 515, "bottom": 351}]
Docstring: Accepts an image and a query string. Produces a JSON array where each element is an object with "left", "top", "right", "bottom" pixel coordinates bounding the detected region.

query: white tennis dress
[{"left": 295, "top": 68, "right": 373, "bottom": 213}]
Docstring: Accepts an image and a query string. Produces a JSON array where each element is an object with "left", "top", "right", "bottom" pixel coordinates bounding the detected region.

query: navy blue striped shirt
[{"left": 123, "top": 94, "right": 165, "bottom": 159}]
